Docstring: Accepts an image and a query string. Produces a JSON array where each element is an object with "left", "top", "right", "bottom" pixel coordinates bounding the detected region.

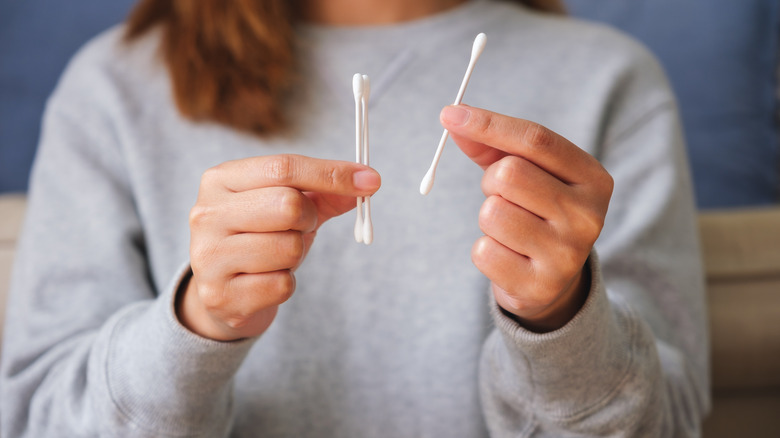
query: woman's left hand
[{"left": 440, "top": 105, "right": 614, "bottom": 332}]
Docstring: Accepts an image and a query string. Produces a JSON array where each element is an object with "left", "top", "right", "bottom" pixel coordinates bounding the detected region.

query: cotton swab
[
  {"left": 352, "top": 73, "right": 365, "bottom": 243},
  {"left": 420, "top": 33, "right": 487, "bottom": 195},
  {"left": 352, "top": 73, "right": 373, "bottom": 245},
  {"left": 361, "top": 74, "right": 374, "bottom": 244}
]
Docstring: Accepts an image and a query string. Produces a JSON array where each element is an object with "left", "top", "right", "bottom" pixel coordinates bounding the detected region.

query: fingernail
[
  {"left": 441, "top": 105, "right": 471, "bottom": 126},
  {"left": 353, "top": 169, "right": 380, "bottom": 191}
]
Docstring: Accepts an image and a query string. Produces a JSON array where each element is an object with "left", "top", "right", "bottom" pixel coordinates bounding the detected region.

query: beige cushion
[
  {"left": 700, "top": 208, "right": 780, "bottom": 279},
  {"left": 0, "top": 194, "right": 27, "bottom": 344},
  {"left": 703, "top": 392, "right": 780, "bottom": 438},
  {"left": 699, "top": 208, "right": 780, "bottom": 392},
  {"left": 0, "top": 194, "right": 26, "bottom": 242}
]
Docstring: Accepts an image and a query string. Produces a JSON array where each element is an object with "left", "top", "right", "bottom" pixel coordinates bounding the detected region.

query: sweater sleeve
[
  {"left": 0, "top": 40, "right": 255, "bottom": 437},
  {"left": 479, "top": 79, "right": 710, "bottom": 436}
]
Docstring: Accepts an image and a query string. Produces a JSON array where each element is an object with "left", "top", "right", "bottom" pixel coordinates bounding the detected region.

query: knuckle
[
  {"left": 499, "top": 293, "right": 527, "bottom": 314},
  {"left": 587, "top": 161, "right": 615, "bottom": 200},
  {"left": 477, "top": 208, "right": 491, "bottom": 233},
  {"left": 506, "top": 282, "right": 552, "bottom": 312},
  {"left": 558, "top": 245, "right": 584, "bottom": 275},
  {"left": 497, "top": 154, "right": 523, "bottom": 170},
  {"left": 279, "top": 189, "right": 307, "bottom": 225},
  {"left": 470, "top": 236, "right": 492, "bottom": 268},
  {"left": 494, "top": 282, "right": 540, "bottom": 314},
  {"left": 573, "top": 208, "right": 605, "bottom": 242},
  {"left": 283, "top": 232, "right": 306, "bottom": 264},
  {"left": 480, "top": 170, "right": 496, "bottom": 196},
  {"left": 200, "top": 164, "right": 226, "bottom": 188},
  {"left": 560, "top": 194, "right": 606, "bottom": 244},
  {"left": 492, "top": 156, "right": 522, "bottom": 187},
  {"left": 548, "top": 237, "right": 588, "bottom": 283},
  {"left": 601, "top": 170, "right": 615, "bottom": 199},
  {"left": 483, "top": 157, "right": 520, "bottom": 195},
  {"left": 264, "top": 155, "right": 296, "bottom": 185},
  {"left": 478, "top": 196, "right": 501, "bottom": 231},
  {"left": 324, "top": 165, "right": 348, "bottom": 190},
  {"left": 188, "top": 204, "right": 215, "bottom": 228},
  {"left": 222, "top": 314, "right": 251, "bottom": 331},
  {"left": 270, "top": 271, "right": 296, "bottom": 303},
  {"left": 197, "top": 283, "right": 228, "bottom": 311},
  {"left": 474, "top": 112, "right": 498, "bottom": 137},
  {"left": 522, "top": 123, "right": 554, "bottom": 150}
]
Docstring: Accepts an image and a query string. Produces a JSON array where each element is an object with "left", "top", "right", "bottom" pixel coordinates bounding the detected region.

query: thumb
[
  {"left": 441, "top": 105, "right": 508, "bottom": 170},
  {"left": 305, "top": 169, "right": 380, "bottom": 231}
]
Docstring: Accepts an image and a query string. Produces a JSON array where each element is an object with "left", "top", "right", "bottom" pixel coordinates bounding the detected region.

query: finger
[
  {"left": 223, "top": 270, "right": 296, "bottom": 314},
  {"left": 477, "top": 192, "right": 597, "bottom": 291},
  {"left": 191, "top": 231, "right": 305, "bottom": 279},
  {"left": 481, "top": 155, "right": 572, "bottom": 221},
  {"left": 191, "top": 187, "right": 319, "bottom": 235},
  {"left": 472, "top": 236, "right": 565, "bottom": 312},
  {"left": 473, "top": 236, "right": 581, "bottom": 320},
  {"left": 478, "top": 195, "right": 551, "bottom": 259},
  {"left": 202, "top": 154, "right": 381, "bottom": 195},
  {"left": 197, "top": 271, "right": 294, "bottom": 334},
  {"left": 471, "top": 236, "right": 535, "bottom": 302},
  {"left": 441, "top": 105, "right": 602, "bottom": 184}
]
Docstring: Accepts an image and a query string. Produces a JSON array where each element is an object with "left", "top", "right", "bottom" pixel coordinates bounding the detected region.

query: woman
[{"left": 1, "top": 0, "right": 709, "bottom": 436}]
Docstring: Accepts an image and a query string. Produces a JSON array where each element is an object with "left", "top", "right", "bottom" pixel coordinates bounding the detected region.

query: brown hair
[{"left": 125, "top": 0, "right": 565, "bottom": 136}]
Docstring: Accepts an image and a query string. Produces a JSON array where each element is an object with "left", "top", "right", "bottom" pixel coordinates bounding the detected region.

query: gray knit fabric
[{"left": 1, "top": 1, "right": 709, "bottom": 436}]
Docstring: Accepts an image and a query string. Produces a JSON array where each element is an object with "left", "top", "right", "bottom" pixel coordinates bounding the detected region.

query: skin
[
  {"left": 442, "top": 105, "right": 613, "bottom": 332},
  {"left": 180, "top": 156, "right": 381, "bottom": 341},
  {"left": 177, "top": 0, "right": 613, "bottom": 341}
]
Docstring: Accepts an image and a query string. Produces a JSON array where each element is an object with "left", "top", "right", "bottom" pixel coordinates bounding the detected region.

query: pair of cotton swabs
[
  {"left": 353, "top": 73, "right": 373, "bottom": 244},
  {"left": 420, "top": 33, "right": 487, "bottom": 195}
]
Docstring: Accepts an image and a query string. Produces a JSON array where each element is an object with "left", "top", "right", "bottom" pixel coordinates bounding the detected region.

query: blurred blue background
[
  {"left": 0, "top": 0, "right": 136, "bottom": 193},
  {"left": 1, "top": 0, "right": 778, "bottom": 209},
  {"left": 566, "top": 0, "right": 779, "bottom": 208}
]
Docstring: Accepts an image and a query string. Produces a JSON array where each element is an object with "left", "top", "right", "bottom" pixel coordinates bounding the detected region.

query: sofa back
[
  {"left": 700, "top": 208, "right": 780, "bottom": 391},
  {"left": 0, "top": 194, "right": 26, "bottom": 343}
]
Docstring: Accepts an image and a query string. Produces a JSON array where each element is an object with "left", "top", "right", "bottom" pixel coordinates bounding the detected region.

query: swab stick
[
  {"left": 352, "top": 73, "right": 373, "bottom": 245},
  {"left": 361, "top": 74, "right": 374, "bottom": 244},
  {"left": 420, "top": 33, "right": 487, "bottom": 195},
  {"left": 352, "top": 73, "right": 365, "bottom": 243}
]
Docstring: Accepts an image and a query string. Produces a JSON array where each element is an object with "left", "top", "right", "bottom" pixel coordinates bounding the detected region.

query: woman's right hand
[{"left": 178, "top": 154, "right": 381, "bottom": 341}]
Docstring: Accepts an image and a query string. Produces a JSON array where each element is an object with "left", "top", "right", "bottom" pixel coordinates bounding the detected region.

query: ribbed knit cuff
[
  {"left": 97, "top": 263, "right": 256, "bottom": 436},
  {"left": 488, "top": 252, "right": 639, "bottom": 420}
]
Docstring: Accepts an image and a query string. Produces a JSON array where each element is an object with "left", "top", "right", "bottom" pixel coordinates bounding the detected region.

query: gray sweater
[{"left": 1, "top": 1, "right": 709, "bottom": 436}]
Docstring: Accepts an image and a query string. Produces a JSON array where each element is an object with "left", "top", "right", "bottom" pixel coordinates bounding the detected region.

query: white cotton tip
[
  {"left": 354, "top": 215, "right": 364, "bottom": 243},
  {"left": 471, "top": 33, "right": 487, "bottom": 61},
  {"left": 352, "top": 73, "right": 364, "bottom": 102},
  {"left": 354, "top": 196, "right": 364, "bottom": 243},
  {"left": 362, "top": 74, "right": 371, "bottom": 100},
  {"left": 362, "top": 218, "right": 373, "bottom": 245},
  {"left": 419, "top": 169, "right": 435, "bottom": 195}
]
